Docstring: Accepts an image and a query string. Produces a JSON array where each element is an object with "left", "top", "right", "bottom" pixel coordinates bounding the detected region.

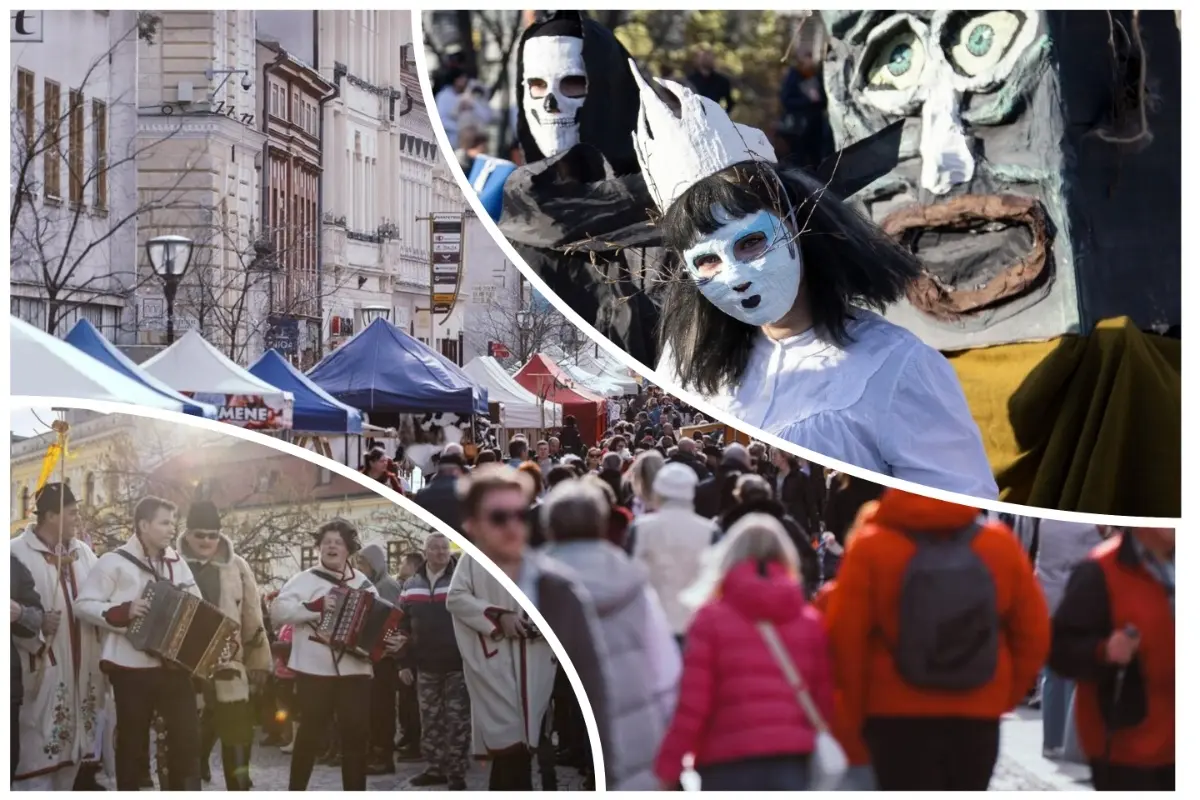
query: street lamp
[
  {"left": 361, "top": 306, "right": 391, "bottom": 326},
  {"left": 146, "top": 234, "right": 194, "bottom": 344}
]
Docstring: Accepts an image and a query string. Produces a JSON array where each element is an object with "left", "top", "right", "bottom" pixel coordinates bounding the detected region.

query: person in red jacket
[
  {"left": 827, "top": 489, "right": 1050, "bottom": 790},
  {"left": 654, "top": 514, "right": 834, "bottom": 790},
  {"left": 1049, "top": 527, "right": 1174, "bottom": 790}
]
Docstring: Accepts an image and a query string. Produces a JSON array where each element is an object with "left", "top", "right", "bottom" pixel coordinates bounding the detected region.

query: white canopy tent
[
  {"left": 9, "top": 316, "right": 196, "bottom": 413},
  {"left": 141, "top": 330, "right": 295, "bottom": 429},
  {"left": 543, "top": 345, "right": 640, "bottom": 396},
  {"left": 462, "top": 356, "right": 563, "bottom": 429}
]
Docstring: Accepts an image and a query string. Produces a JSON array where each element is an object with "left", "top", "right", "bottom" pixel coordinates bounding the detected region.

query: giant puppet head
[
  {"left": 821, "top": 11, "right": 1180, "bottom": 350},
  {"left": 515, "top": 11, "right": 642, "bottom": 173}
]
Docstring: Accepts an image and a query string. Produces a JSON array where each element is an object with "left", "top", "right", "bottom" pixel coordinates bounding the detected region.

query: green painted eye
[
  {"left": 948, "top": 11, "right": 1024, "bottom": 77},
  {"left": 867, "top": 27, "right": 926, "bottom": 91}
]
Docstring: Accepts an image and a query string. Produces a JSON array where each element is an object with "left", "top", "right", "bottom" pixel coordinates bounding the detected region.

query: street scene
[
  {"left": 9, "top": 8, "right": 1176, "bottom": 795},
  {"left": 9, "top": 410, "right": 593, "bottom": 790},
  {"left": 427, "top": 9, "right": 1181, "bottom": 518}
]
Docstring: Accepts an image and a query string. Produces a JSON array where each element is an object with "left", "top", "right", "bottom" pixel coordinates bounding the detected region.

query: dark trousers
[
  {"left": 489, "top": 747, "right": 533, "bottom": 791},
  {"left": 199, "top": 692, "right": 254, "bottom": 790},
  {"left": 111, "top": 667, "right": 202, "bottom": 791},
  {"left": 289, "top": 675, "right": 371, "bottom": 791},
  {"left": 1091, "top": 762, "right": 1175, "bottom": 791},
  {"left": 698, "top": 753, "right": 811, "bottom": 791},
  {"left": 397, "top": 677, "right": 421, "bottom": 746},
  {"left": 370, "top": 659, "right": 399, "bottom": 759},
  {"left": 863, "top": 716, "right": 1000, "bottom": 791}
]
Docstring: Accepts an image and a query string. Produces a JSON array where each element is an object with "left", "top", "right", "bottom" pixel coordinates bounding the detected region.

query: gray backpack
[{"left": 894, "top": 522, "right": 1000, "bottom": 691}]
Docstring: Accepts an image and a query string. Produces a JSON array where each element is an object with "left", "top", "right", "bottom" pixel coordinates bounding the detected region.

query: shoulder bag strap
[
  {"left": 116, "top": 549, "right": 163, "bottom": 581},
  {"left": 756, "top": 621, "right": 830, "bottom": 734}
]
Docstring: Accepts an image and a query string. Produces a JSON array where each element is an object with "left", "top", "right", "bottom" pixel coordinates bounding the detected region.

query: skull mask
[{"left": 522, "top": 35, "right": 587, "bottom": 158}]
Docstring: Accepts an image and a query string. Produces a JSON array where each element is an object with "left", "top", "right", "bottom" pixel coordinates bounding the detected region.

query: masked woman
[{"left": 628, "top": 64, "right": 996, "bottom": 500}]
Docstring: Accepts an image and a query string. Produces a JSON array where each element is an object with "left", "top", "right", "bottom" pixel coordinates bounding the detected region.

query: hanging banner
[
  {"left": 182, "top": 392, "right": 294, "bottom": 431},
  {"left": 430, "top": 213, "right": 463, "bottom": 314}
]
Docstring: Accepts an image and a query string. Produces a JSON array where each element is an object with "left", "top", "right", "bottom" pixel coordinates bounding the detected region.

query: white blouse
[{"left": 658, "top": 309, "right": 998, "bottom": 501}]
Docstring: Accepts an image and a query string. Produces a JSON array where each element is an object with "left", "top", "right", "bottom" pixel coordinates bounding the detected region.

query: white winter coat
[
  {"left": 75, "top": 536, "right": 201, "bottom": 670},
  {"left": 270, "top": 565, "right": 378, "bottom": 677}
]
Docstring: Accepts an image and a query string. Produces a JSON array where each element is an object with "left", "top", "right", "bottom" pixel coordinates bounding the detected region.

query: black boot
[{"left": 222, "top": 744, "right": 253, "bottom": 791}]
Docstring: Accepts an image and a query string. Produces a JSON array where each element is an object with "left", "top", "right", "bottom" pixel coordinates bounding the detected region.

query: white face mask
[
  {"left": 682, "top": 208, "right": 802, "bottom": 326},
  {"left": 522, "top": 35, "right": 587, "bottom": 158}
]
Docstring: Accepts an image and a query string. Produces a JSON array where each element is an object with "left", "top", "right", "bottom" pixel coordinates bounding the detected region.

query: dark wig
[{"left": 659, "top": 162, "right": 921, "bottom": 395}]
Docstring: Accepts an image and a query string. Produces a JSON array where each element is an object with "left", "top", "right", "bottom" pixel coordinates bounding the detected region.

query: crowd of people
[
  {"left": 9, "top": 483, "right": 591, "bottom": 791},
  {"left": 424, "top": 404, "right": 1174, "bottom": 791}
]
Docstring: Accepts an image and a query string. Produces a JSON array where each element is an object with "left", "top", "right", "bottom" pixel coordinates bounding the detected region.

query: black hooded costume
[{"left": 499, "top": 12, "right": 670, "bottom": 368}]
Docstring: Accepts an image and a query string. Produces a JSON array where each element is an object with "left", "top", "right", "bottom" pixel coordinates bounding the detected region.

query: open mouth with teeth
[
  {"left": 881, "top": 194, "right": 1050, "bottom": 322},
  {"left": 530, "top": 110, "right": 579, "bottom": 127}
]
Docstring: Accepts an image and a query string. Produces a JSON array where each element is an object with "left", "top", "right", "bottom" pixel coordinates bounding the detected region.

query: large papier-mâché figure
[{"left": 821, "top": 10, "right": 1180, "bottom": 350}]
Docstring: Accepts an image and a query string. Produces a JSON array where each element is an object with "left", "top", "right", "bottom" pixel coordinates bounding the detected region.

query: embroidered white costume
[
  {"left": 10, "top": 527, "right": 107, "bottom": 789},
  {"left": 445, "top": 555, "right": 556, "bottom": 758}
]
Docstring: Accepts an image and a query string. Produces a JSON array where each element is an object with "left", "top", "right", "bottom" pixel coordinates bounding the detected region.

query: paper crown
[{"left": 629, "top": 59, "right": 777, "bottom": 213}]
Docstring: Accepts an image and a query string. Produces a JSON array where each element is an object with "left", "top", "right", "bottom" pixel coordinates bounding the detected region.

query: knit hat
[
  {"left": 35, "top": 482, "right": 77, "bottom": 516},
  {"left": 187, "top": 500, "right": 222, "bottom": 531},
  {"left": 653, "top": 463, "right": 698, "bottom": 502}
]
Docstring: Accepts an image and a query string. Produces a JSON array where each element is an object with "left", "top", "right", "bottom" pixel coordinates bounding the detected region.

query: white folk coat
[
  {"left": 10, "top": 527, "right": 107, "bottom": 782},
  {"left": 270, "top": 566, "right": 377, "bottom": 678},
  {"left": 446, "top": 555, "right": 556, "bottom": 758},
  {"left": 75, "top": 536, "right": 201, "bottom": 670}
]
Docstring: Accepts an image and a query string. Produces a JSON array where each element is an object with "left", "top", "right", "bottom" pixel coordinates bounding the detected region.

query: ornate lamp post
[
  {"left": 360, "top": 305, "right": 391, "bottom": 326},
  {"left": 145, "top": 234, "right": 194, "bottom": 344}
]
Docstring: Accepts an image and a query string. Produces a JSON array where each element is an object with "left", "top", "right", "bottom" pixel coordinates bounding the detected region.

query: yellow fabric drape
[{"left": 948, "top": 317, "right": 1180, "bottom": 517}]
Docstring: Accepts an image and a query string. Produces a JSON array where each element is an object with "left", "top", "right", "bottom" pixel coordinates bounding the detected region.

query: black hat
[
  {"left": 187, "top": 500, "right": 222, "bottom": 531},
  {"left": 530, "top": 10, "right": 584, "bottom": 39},
  {"left": 35, "top": 482, "right": 77, "bottom": 516}
]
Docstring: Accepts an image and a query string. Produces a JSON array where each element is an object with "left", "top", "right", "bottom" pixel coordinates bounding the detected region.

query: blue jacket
[{"left": 467, "top": 155, "right": 517, "bottom": 222}]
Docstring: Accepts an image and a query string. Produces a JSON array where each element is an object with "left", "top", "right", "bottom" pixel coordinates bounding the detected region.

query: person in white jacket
[
  {"left": 269, "top": 519, "right": 394, "bottom": 791},
  {"left": 75, "top": 496, "right": 204, "bottom": 791},
  {"left": 629, "top": 464, "right": 720, "bottom": 646}
]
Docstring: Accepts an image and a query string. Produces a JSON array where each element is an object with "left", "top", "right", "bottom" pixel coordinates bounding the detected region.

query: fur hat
[{"left": 186, "top": 500, "right": 222, "bottom": 531}]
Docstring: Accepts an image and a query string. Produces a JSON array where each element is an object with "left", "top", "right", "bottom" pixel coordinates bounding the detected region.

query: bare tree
[
  {"left": 152, "top": 214, "right": 354, "bottom": 366},
  {"left": 9, "top": 12, "right": 201, "bottom": 337},
  {"left": 467, "top": 279, "right": 578, "bottom": 369}
]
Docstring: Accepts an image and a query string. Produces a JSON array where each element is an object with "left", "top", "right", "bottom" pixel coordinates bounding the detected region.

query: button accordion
[
  {"left": 313, "top": 586, "right": 404, "bottom": 662},
  {"left": 126, "top": 580, "right": 239, "bottom": 679}
]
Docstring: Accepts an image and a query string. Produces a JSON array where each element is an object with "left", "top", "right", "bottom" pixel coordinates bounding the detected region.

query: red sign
[{"left": 489, "top": 341, "right": 511, "bottom": 359}]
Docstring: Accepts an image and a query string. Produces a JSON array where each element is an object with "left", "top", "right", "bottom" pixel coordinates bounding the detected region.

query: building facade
[
  {"left": 257, "top": 39, "right": 334, "bottom": 368},
  {"left": 134, "top": 10, "right": 267, "bottom": 361},
  {"left": 10, "top": 10, "right": 141, "bottom": 342}
]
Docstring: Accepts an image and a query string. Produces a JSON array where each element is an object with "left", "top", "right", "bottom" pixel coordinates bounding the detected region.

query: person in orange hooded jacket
[{"left": 826, "top": 489, "right": 1050, "bottom": 790}]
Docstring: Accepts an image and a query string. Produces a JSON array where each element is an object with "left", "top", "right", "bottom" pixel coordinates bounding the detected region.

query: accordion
[
  {"left": 313, "top": 586, "right": 404, "bottom": 662},
  {"left": 127, "top": 581, "right": 240, "bottom": 679}
]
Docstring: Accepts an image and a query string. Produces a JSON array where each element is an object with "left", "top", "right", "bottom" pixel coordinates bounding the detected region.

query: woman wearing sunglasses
[{"left": 177, "top": 500, "right": 272, "bottom": 790}]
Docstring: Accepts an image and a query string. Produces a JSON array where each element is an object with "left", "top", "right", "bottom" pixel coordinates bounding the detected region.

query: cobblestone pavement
[
  {"left": 90, "top": 741, "right": 589, "bottom": 791},
  {"left": 990, "top": 708, "right": 1093, "bottom": 792}
]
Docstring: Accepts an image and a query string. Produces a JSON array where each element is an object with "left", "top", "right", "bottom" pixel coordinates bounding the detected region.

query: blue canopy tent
[
  {"left": 63, "top": 319, "right": 218, "bottom": 418},
  {"left": 248, "top": 349, "right": 364, "bottom": 434},
  {"left": 307, "top": 317, "right": 487, "bottom": 415}
]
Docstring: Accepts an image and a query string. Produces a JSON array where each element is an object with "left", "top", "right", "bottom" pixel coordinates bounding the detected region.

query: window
[
  {"left": 387, "top": 540, "right": 405, "bottom": 575},
  {"left": 249, "top": 555, "right": 272, "bottom": 584},
  {"left": 20, "top": 486, "right": 30, "bottom": 518},
  {"left": 43, "top": 79, "right": 62, "bottom": 198},
  {"left": 318, "top": 467, "right": 333, "bottom": 485},
  {"left": 92, "top": 99, "right": 107, "bottom": 209},
  {"left": 68, "top": 89, "right": 84, "bottom": 205},
  {"left": 17, "top": 69, "right": 35, "bottom": 147},
  {"left": 84, "top": 472, "right": 96, "bottom": 507},
  {"left": 300, "top": 546, "right": 316, "bottom": 570}
]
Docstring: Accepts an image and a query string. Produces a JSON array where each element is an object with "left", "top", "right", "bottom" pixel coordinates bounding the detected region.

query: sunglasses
[
  {"left": 190, "top": 531, "right": 220, "bottom": 541},
  {"left": 486, "top": 507, "right": 530, "bottom": 527}
]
